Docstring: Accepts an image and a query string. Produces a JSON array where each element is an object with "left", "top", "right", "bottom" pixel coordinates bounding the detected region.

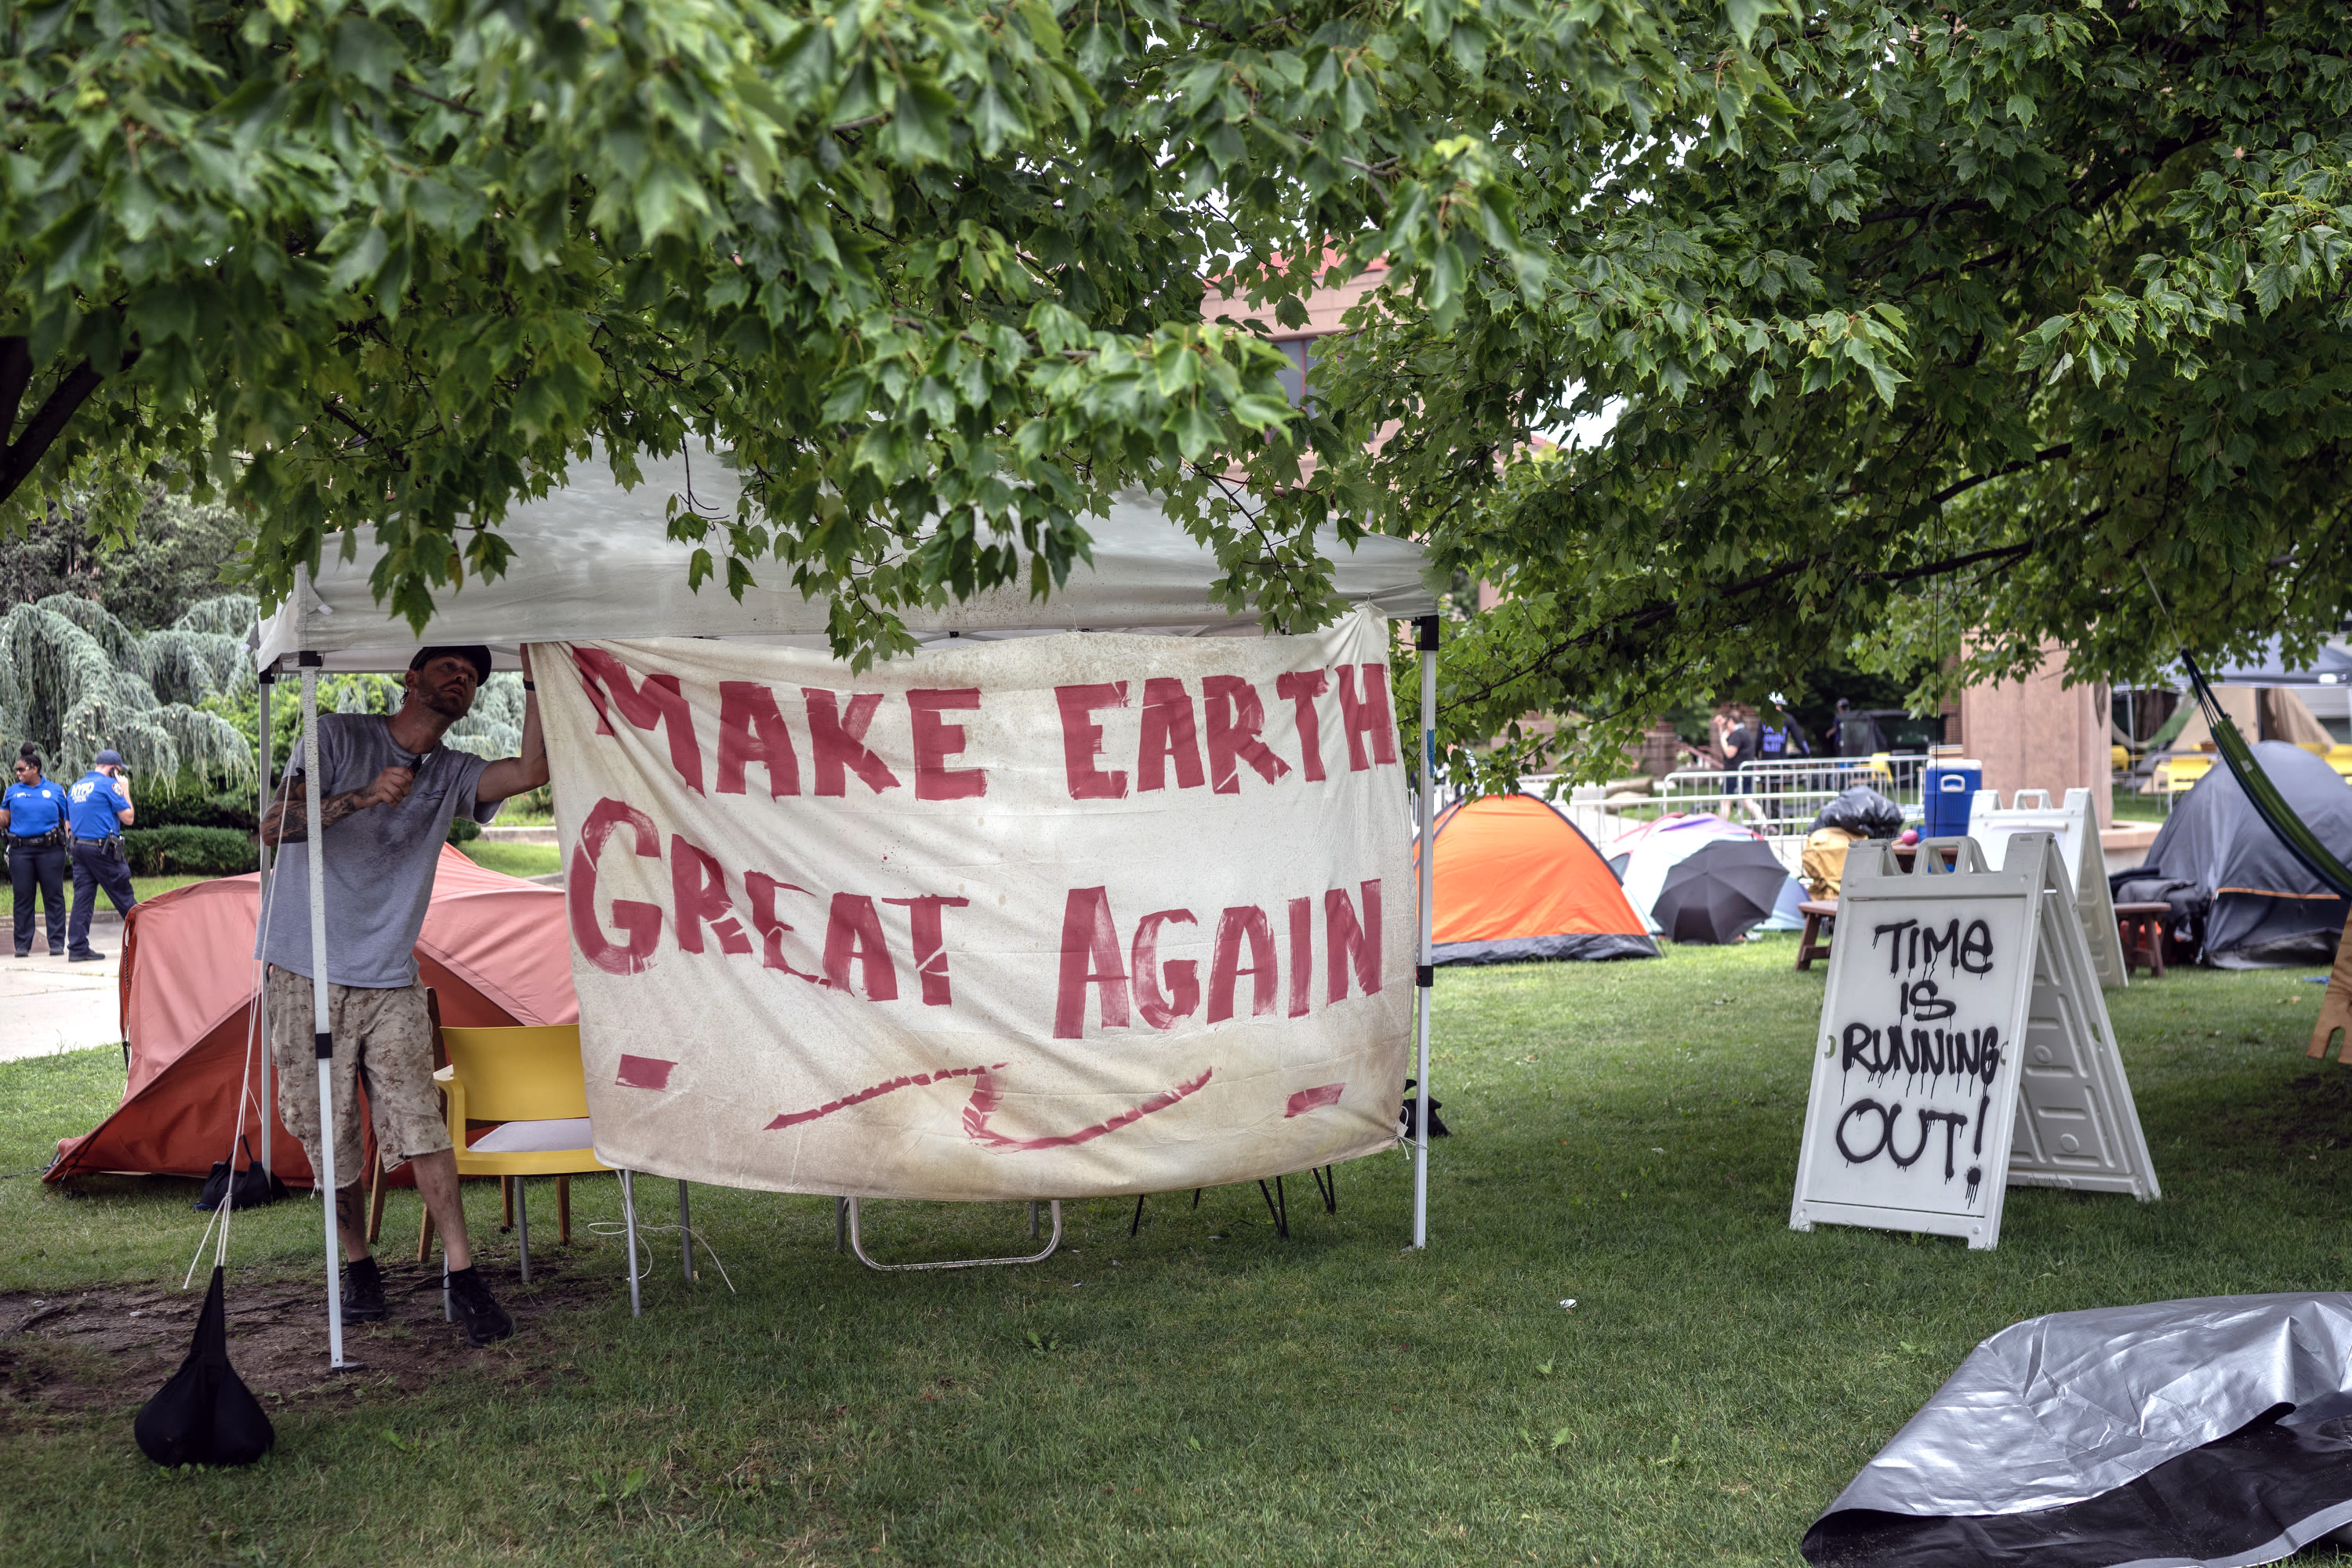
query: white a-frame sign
[
  {"left": 1966, "top": 786, "right": 2129, "bottom": 989},
  {"left": 1789, "top": 835, "right": 2158, "bottom": 1250}
]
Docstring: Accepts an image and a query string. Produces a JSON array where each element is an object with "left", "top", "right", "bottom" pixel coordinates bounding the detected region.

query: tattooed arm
[{"left": 260, "top": 765, "right": 416, "bottom": 845}]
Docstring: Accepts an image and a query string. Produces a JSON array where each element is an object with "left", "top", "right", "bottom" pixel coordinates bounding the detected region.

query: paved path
[{"left": 1, "top": 946, "right": 124, "bottom": 1062}]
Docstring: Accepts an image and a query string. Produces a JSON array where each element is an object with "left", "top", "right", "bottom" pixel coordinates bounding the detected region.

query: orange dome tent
[
  {"left": 46, "top": 846, "right": 577, "bottom": 1186},
  {"left": 1417, "top": 795, "right": 1658, "bottom": 964}
]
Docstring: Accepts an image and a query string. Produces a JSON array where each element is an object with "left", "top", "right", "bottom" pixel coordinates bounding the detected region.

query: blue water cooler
[{"left": 1923, "top": 757, "right": 1982, "bottom": 839}]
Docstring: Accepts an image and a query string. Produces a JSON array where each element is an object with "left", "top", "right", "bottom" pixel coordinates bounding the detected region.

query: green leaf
[{"left": 333, "top": 18, "right": 403, "bottom": 95}]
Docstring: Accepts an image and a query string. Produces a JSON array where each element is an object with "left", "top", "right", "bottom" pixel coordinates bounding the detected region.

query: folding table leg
[
  {"left": 516, "top": 1177, "right": 531, "bottom": 1284},
  {"left": 442, "top": 1258, "right": 453, "bottom": 1323},
  {"left": 678, "top": 1181, "right": 695, "bottom": 1283},
  {"left": 1130, "top": 1194, "right": 1146, "bottom": 1237},
  {"left": 836, "top": 1196, "right": 848, "bottom": 1254},
  {"left": 557, "top": 1177, "right": 572, "bottom": 1245}
]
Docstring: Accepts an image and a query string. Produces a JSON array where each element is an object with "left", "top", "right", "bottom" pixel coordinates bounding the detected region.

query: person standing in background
[
  {"left": 1757, "top": 695, "right": 1807, "bottom": 761},
  {"left": 3, "top": 748, "right": 71, "bottom": 957},
  {"left": 1708, "top": 702, "right": 1744, "bottom": 768},
  {"left": 65, "top": 748, "right": 138, "bottom": 962}
]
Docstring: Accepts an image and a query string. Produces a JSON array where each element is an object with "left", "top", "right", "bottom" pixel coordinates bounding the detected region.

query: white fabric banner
[{"left": 539, "top": 611, "right": 1414, "bottom": 1200}]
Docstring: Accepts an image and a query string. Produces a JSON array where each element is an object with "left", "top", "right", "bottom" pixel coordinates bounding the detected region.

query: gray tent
[{"left": 2122, "top": 741, "right": 2352, "bottom": 967}]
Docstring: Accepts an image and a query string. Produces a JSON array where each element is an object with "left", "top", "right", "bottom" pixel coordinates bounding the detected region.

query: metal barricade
[{"left": 1554, "top": 755, "right": 1930, "bottom": 874}]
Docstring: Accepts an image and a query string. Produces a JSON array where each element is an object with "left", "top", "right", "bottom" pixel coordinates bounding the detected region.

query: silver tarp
[{"left": 1826, "top": 1294, "right": 2352, "bottom": 1518}]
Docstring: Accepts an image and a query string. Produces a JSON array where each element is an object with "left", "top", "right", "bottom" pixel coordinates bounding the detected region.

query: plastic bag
[{"left": 1809, "top": 786, "right": 1905, "bottom": 840}]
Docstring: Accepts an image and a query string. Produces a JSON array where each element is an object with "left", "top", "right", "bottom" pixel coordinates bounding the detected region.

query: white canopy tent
[
  {"left": 259, "top": 448, "right": 1439, "bottom": 666},
  {"left": 250, "top": 450, "right": 1444, "bottom": 1367}
]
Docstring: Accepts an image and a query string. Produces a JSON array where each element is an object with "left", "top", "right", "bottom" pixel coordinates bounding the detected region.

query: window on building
[{"left": 1275, "top": 337, "right": 1319, "bottom": 408}]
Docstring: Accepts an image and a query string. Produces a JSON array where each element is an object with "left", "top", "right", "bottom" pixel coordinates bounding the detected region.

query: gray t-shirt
[{"left": 259, "top": 714, "right": 502, "bottom": 988}]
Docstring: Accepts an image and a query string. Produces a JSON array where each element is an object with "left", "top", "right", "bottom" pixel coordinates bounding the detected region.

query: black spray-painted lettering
[
  {"left": 1900, "top": 978, "right": 1956, "bottom": 1022},
  {"left": 1835, "top": 1098, "right": 1980, "bottom": 1189},
  {"left": 1839, "top": 1022, "right": 2002, "bottom": 1087},
  {"left": 1871, "top": 916, "right": 1995, "bottom": 978}
]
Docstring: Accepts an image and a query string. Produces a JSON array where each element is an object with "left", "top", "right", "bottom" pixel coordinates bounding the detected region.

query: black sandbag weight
[{"left": 133, "top": 1265, "right": 274, "bottom": 1468}]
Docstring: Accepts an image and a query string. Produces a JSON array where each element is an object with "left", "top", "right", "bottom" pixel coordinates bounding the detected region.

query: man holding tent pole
[{"left": 259, "top": 645, "right": 549, "bottom": 1347}]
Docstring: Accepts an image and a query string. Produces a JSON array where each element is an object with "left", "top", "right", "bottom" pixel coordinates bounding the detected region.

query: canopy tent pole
[
  {"left": 1413, "top": 615, "right": 1438, "bottom": 1249},
  {"left": 257, "top": 671, "right": 273, "bottom": 1177},
  {"left": 299, "top": 648, "right": 350, "bottom": 1369}
]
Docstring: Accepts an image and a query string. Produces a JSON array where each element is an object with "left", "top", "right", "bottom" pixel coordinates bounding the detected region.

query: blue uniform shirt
[
  {"left": 67, "top": 770, "right": 131, "bottom": 838},
  {"left": 4, "top": 778, "right": 67, "bottom": 837}
]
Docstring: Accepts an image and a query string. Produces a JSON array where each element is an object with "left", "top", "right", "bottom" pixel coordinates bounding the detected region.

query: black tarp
[{"left": 2122, "top": 741, "right": 2352, "bottom": 967}]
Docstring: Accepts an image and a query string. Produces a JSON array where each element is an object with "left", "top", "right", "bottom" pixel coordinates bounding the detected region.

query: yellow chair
[
  {"left": 2328, "top": 745, "right": 2352, "bottom": 782},
  {"left": 2154, "top": 754, "right": 2214, "bottom": 798},
  {"left": 436, "top": 1025, "right": 612, "bottom": 1286}
]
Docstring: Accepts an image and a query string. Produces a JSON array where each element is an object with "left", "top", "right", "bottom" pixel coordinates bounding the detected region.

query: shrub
[
  {"left": 122, "top": 826, "right": 256, "bottom": 877},
  {"left": 446, "top": 817, "right": 481, "bottom": 845},
  {"left": 133, "top": 789, "right": 259, "bottom": 832}
]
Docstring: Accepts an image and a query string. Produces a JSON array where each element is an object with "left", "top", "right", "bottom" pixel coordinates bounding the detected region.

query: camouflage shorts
[{"left": 267, "top": 967, "right": 453, "bottom": 1185}]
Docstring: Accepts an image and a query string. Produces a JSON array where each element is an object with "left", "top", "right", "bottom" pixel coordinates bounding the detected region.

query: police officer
[
  {"left": 3, "top": 747, "right": 71, "bottom": 957},
  {"left": 65, "top": 748, "right": 139, "bottom": 962},
  {"left": 1757, "top": 695, "right": 1808, "bottom": 761}
]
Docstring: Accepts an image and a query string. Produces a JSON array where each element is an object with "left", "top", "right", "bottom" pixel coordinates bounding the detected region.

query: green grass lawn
[
  {"left": 0, "top": 873, "right": 216, "bottom": 918},
  {"left": 6, "top": 940, "right": 2352, "bottom": 1566},
  {"left": 2111, "top": 785, "right": 2172, "bottom": 825},
  {"left": 458, "top": 839, "right": 562, "bottom": 879}
]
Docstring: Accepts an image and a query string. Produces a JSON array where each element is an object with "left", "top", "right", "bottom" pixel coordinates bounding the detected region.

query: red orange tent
[
  {"left": 46, "top": 846, "right": 576, "bottom": 1186},
  {"left": 1421, "top": 794, "right": 1657, "bottom": 964}
]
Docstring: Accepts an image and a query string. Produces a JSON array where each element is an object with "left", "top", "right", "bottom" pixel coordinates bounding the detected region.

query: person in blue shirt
[
  {"left": 3, "top": 747, "right": 71, "bottom": 957},
  {"left": 64, "top": 747, "right": 139, "bottom": 962}
]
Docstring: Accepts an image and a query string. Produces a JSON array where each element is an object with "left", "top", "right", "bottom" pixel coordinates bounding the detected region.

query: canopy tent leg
[
  {"left": 257, "top": 673, "right": 273, "bottom": 1178},
  {"left": 1413, "top": 615, "right": 1438, "bottom": 1250},
  {"left": 299, "top": 653, "right": 353, "bottom": 1369},
  {"left": 621, "top": 1170, "right": 642, "bottom": 1317}
]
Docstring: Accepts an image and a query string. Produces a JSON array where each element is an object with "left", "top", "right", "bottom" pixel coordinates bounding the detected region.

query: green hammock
[{"left": 2180, "top": 650, "right": 2352, "bottom": 900}]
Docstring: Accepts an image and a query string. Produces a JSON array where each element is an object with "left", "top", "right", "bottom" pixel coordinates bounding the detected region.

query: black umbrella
[{"left": 1651, "top": 839, "right": 1790, "bottom": 944}]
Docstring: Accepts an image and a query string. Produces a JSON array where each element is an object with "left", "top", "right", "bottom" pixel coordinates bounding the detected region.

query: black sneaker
[
  {"left": 342, "top": 1256, "right": 387, "bottom": 1323},
  {"left": 446, "top": 1266, "right": 515, "bottom": 1347}
]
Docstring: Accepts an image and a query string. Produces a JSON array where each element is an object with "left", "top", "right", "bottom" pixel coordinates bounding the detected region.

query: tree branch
[
  {"left": 1921, "top": 443, "right": 2073, "bottom": 512},
  {"left": 0, "top": 350, "right": 131, "bottom": 510},
  {"left": 0, "top": 338, "right": 31, "bottom": 440}
]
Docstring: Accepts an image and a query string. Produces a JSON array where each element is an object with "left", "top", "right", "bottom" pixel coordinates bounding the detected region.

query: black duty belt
[{"left": 74, "top": 836, "right": 122, "bottom": 845}]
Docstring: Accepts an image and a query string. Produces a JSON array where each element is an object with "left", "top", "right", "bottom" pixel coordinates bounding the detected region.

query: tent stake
[
  {"left": 1414, "top": 615, "right": 1438, "bottom": 1250},
  {"left": 300, "top": 652, "right": 351, "bottom": 1368}
]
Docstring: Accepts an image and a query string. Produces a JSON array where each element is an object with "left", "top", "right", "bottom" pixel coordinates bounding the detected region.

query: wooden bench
[
  {"left": 1795, "top": 899, "right": 1838, "bottom": 971},
  {"left": 2115, "top": 901, "right": 2170, "bottom": 978}
]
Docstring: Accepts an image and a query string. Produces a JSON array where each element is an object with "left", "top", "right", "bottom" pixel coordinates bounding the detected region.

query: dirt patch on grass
[
  {"left": 0, "top": 1254, "right": 609, "bottom": 1424},
  {"left": 2258, "top": 1073, "right": 2352, "bottom": 1152}
]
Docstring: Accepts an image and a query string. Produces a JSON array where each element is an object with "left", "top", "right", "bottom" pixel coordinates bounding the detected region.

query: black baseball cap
[{"left": 409, "top": 645, "right": 493, "bottom": 684}]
